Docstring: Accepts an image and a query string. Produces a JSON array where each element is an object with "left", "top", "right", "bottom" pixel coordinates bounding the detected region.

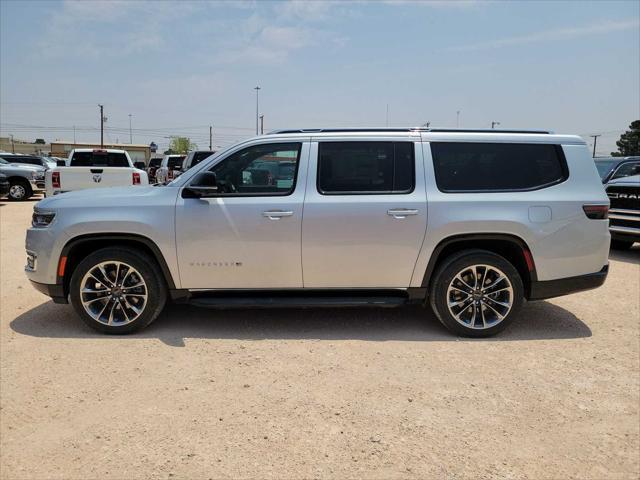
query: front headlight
[
  {"left": 31, "top": 171, "right": 45, "bottom": 180},
  {"left": 32, "top": 208, "right": 56, "bottom": 228}
]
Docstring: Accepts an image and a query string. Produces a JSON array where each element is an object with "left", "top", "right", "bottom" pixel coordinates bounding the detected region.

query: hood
[
  {"left": 1, "top": 162, "right": 45, "bottom": 171},
  {"left": 607, "top": 174, "right": 640, "bottom": 186},
  {"left": 36, "top": 185, "right": 175, "bottom": 210}
]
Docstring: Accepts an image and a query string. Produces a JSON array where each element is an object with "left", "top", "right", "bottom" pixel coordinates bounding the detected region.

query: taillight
[
  {"left": 52, "top": 171, "right": 61, "bottom": 188},
  {"left": 132, "top": 172, "right": 141, "bottom": 185},
  {"left": 583, "top": 204, "right": 608, "bottom": 220}
]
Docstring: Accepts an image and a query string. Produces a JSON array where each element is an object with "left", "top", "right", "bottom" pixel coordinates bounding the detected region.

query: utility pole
[
  {"left": 456, "top": 110, "right": 460, "bottom": 128},
  {"left": 98, "top": 104, "right": 104, "bottom": 148},
  {"left": 73, "top": 125, "right": 76, "bottom": 143},
  {"left": 10, "top": 134, "right": 15, "bottom": 153},
  {"left": 386, "top": 104, "right": 389, "bottom": 127},
  {"left": 259, "top": 115, "right": 264, "bottom": 135},
  {"left": 128, "top": 114, "right": 133, "bottom": 143},
  {"left": 491, "top": 121, "right": 500, "bottom": 129},
  {"left": 590, "top": 134, "right": 601, "bottom": 158},
  {"left": 209, "top": 126, "right": 213, "bottom": 150},
  {"left": 254, "top": 86, "right": 261, "bottom": 135},
  {"left": 422, "top": 121, "right": 431, "bottom": 128}
]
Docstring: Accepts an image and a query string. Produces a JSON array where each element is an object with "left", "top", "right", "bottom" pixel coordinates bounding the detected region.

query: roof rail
[{"left": 267, "top": 128, "right": 552, "bottom": 135}]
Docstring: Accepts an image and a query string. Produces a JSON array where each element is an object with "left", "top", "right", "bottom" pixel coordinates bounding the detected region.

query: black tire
[
  {"left": 610, "top": 239, "right": 634, "bottom": 250},
  {"left": 8, "top": 179, "right": 32, "bottom": 201},
  {"left": 69, "top": 247, "right": 167, "bottom": 334},
  {"left": 429, "top": 249, "right": 524, "bottom": 337}
]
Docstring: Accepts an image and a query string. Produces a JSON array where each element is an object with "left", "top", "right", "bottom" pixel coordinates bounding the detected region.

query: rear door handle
[
  {"left": 387, "top": 209, "right": 419, "bottom": 218},
  {"left": 262, "top": 210, "right": 294, "bottom": 220}
]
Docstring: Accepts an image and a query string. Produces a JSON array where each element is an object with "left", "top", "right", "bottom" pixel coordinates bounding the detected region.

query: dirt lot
[{"left": 0, "top": 198, "right": 638, "bottom": 480}]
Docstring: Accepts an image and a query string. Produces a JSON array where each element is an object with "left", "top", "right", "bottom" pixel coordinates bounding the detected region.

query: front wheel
[
  {"left": 429, "top": 250, "right": 524, "bottom": 337},
  {"left": 69, "top": 247, "right": 167, "bottom": 334},
  {"left": 8, "top": 179, "right": 32, "bottom": 201}
]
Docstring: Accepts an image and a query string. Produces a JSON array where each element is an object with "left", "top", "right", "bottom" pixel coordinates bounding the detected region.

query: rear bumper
[
  {"left": 29, "top": 280, "right": 68, "bottom": 304},
  {"left": 528, "top": 265, "right": 608, "bottom": 301}
]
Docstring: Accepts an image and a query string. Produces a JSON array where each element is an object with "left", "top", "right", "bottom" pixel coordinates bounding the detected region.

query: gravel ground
[{"left": 1, "top": 198, "right": 638, "bottom": 480}]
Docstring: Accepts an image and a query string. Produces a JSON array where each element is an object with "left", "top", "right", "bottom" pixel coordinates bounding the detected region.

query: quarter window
[
  {"left": 430, "top": 142, "right": 567, "bottom": 192},
  {"left": 208, "top": 142, "right": 301, "bottom": 195},
  {"left": 318, "top": 141, "right": 415, "bottom": 194}
]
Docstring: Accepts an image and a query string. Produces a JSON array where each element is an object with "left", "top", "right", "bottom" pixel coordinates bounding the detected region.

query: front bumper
[
  {"left": 29, "top": 179, "right": 45, "bottom": 191},
  {"left": 29, "top": 280, "right": 68, "bottom": 303},
  {"left": 529, "top": 264, "right": 609, "bottom": 300}
]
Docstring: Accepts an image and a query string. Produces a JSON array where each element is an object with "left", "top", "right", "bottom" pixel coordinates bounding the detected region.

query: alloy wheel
[
  {"left": 446, "top": 264, "right": 514, "bottom": 329},
  {"left": 80, "top": 261, "right": 148, "bottom": 326}
]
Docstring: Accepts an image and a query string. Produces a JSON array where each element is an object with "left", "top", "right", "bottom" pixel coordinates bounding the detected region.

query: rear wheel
[
  {"left": 429, "top": 250, "right": 524, "bottom": 337},
  {"left": 610, "top": 239, "right": 634, "bottom": 250},
  {"left": 69, "top": 247, "right": 167, "bottom": 334},
  {"left": 8, "top": 179, "right": 32, "bottom": 201}
]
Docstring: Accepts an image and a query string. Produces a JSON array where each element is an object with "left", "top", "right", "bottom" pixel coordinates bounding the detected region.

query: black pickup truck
[{"left": 606, "top": 174, "right": 640, "bottom": 249}]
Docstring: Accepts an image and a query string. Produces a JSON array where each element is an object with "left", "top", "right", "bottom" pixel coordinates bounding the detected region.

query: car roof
[
  {"left": 255, "top": 128, "right": 586, "bottom": 145},
  {"left": 72, "top": 148, "right": 128, "bottom": 153}
]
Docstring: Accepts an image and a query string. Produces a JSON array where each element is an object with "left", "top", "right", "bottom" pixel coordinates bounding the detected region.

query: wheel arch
[
  {"left": 421, "top": 233, "right": 537, "bottom": 298},
  {"left": 58, "top": 233, "right": 177, "bottom": 298}
]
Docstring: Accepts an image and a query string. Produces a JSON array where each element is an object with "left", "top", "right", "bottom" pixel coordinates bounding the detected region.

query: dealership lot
[{"left": 1, "top": 198, "right": 638, "bottom": 479}]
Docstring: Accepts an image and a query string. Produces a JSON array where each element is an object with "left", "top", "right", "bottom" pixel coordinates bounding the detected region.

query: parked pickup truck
[
  {"left": 45, "top": 148, "right": 149, "bottom": 197},
  {"left": 606, "top": 174, "right": 639, "bottom": 249},
  {"left": 0, "top": 158, "right": 46, "bottom": 200}
]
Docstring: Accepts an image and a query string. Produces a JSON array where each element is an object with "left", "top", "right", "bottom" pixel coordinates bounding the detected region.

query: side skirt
[{"left": 169, "top": 288, "right": 427, "bottom": 309}]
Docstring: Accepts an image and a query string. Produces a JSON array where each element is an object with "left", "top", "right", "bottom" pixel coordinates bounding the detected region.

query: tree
[
  {"left": 168, "top": 137, "right": 196, "bottom": 154},
  {"left": 34, "top": 138, "right": 45, "bottom": 144},
  {"left": 611, "top": 120, "right": 640, "bottom": 157}
]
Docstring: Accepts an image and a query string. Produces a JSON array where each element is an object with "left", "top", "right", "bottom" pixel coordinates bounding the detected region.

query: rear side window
[
  {"left": 430, "top": 142, "right": 567, "bottom": 192},
  {"left": 70, "top": 152, "right": 129, "bottom": 167},
  {"left": 318, "top": 141, "right": 415, "bottom": 194}
]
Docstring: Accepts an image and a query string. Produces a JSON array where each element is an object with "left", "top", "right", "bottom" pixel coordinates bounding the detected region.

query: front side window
[
  {"left": 431, "top": 142, "right": 567, "bottom": 192},
  {"left": 207, "top": 142, "right": 301, "bottom": 195},
  {"left": 318, "top": 141, "right": 415, "bottom": 194}
]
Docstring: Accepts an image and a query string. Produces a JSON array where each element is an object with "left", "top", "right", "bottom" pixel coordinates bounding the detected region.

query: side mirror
[
  {"left": 134, "top": 161, "right": 146, "bottom": 170},
  {"left": 56, "top": 160, "right": 66, "bottom": 167},
  {"left": 182, "top": 171, "right": 218, "bottom": 198}
]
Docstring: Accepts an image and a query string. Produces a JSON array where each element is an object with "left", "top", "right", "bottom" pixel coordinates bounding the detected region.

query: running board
[{"left": 186, "top": 289, "right": 426, "bottom": 309}]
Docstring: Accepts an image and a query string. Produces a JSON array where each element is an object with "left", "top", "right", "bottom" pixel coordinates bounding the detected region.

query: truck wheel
[
  {"left": 69, "top": 247, "right": 167, "bottom": 334},
  {"left": 8, "top": 179, "right": 32, "bottom": 201},
  {"left": 429, "top": 249, "right": 524, "bottom": 337},
  {"left": 610, "top": 239, "right": 634, "bottom": 250}
]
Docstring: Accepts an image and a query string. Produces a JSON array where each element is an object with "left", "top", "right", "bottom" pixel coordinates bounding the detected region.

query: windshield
[{"left": 595, "top": 159, "right": 617, "bottom": 178}]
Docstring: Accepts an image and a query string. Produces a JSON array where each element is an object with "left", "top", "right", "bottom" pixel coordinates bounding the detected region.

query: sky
[{"left": 1, "top": 0, "right": 638, "bottom": 155}]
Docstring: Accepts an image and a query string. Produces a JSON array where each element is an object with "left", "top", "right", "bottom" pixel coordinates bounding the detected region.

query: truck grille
[{"left": 607, "top": 186, "right": 640, "bottom": 211}]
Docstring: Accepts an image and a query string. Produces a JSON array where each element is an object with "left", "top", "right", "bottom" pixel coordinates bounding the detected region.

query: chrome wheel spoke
[
  {"left": 447, "top": 264, "right": 513, "bottom": 330},
  {"left": 80, "top": 261, "right": 147, "bottom": 327}
]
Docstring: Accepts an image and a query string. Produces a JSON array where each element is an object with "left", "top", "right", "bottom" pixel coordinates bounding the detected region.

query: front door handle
[
  {"left": 387, "top": 209, "right": 419, "bottom": 219},
  {"left": 262, "top": 210, "right": 294, "bottom": 220}
]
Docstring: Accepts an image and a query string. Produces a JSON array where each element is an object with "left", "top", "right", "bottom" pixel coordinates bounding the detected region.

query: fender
[
  {"left": 420, "top": 233, "right": 538, "bottom": 288},
  {"left": 58, "top": 233, "right": 177, "bottom": 290}
]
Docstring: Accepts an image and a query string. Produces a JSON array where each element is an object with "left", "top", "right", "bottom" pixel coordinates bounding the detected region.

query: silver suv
[{"left": 25, "top": 128, "right": 610, "bottom": 337}]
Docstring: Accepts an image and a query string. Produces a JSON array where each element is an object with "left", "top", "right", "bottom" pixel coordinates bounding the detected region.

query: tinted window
[
  {"left": 431, "top": 142, "right": 567, "bottom": 192},
  {"left": 2, "top": 156, "right": 41, "bottom": 166},
  {"left": 168, "top": 156, "right": 185, "bottom": 169},
  {"left": 70, "top": 152, "right": 129, "bottom": 167},
  {"left": 149, "top": 158, "right": 162, "bottom": 167},
  {"left": 595, "top": 159, "right": 617, "bottom": 179},
  {"left": 191, "top": 151, "right": 214, "bottom": 167},
  {"left": 318, "top": 142, "right": 415, "bottom": 194},
  {"left": 611, "top": 162, "right": 640, "bottom": 180},
  {"left": 208, "top": 143, "right": 301, "bottom": 195}
]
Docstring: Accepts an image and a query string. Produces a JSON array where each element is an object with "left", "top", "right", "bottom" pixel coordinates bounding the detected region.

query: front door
[
  {"left": 302, "top": 139, "right": 428, "bottom": 288},
  {"left": 176, "top": 141, "right": 309, "bottom": 289}
]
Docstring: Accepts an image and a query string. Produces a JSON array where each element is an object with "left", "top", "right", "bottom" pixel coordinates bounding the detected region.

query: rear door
[
  {"left": 302, "top": 138, "right": 428, "bottom": 288},
  {"left": 175, "top": 140, "right": 309, "bottom": 289}
]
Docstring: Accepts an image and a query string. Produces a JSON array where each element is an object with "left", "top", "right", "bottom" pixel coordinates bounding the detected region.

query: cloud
[{"left": 449, "top": 19, "right": 640, "bottom": 52}]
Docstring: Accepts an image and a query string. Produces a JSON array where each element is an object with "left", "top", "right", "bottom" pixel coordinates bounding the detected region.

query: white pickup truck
[{"left": 45, "top": 149, "right": 149, "bottom": 197}]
